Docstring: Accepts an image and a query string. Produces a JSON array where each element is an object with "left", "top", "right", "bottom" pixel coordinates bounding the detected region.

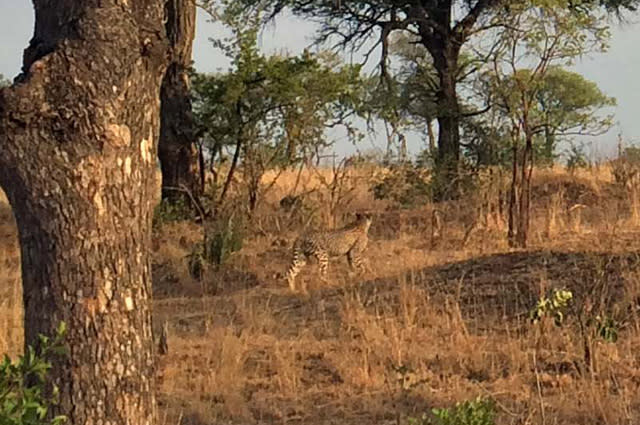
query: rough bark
[
  {"left": 158, "top": 0, "right": 200, "bottom": 202},
  {"left": 516, "top": 131, "right": 534, "bottom": 247},
  {"left": 507, "top": 126, "right": 534, "bottom": 248},
  {"left": 411, "top": 0, "right": 501, "bottom": 200},
  {"left": 420, "top": 19, "right": 463, "bottom": 200},
  {"left": 429, "top": 51, "right": 462, "bottom": 199},
  {"left": 0, "top": 1, "right": 168, "bottom": 424}
]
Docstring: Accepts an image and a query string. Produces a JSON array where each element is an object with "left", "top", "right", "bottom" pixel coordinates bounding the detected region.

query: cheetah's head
[{"left": 355, "top": 212, "right": 373, "bottom": 231}]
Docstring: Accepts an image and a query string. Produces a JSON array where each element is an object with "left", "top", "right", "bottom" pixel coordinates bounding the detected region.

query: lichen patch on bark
[
  {"left": 140, "top": 129, "right": 154, "bottom": 164},
  {"left": 92, "top": 190, "right": 105, "bottom": 216},
  {"left": 106, "top": 124, "right": 132, "bottom": 148},
  {"left": 124, "top": 296, "right": 134, "bottom": 311},
  {"left": 124, "top": 156, "right": 132, "bottom": 176}
]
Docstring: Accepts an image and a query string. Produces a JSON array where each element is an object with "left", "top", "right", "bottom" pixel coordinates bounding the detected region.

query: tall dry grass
[
  {"left": 3, "top": 164, "right": 640, "bottom": 424},
  {"left": 0, "top": 189, "right": 23, "bottom": 358},
  {"left": 150, "top": 163, "right": 640, "bottom": 424}
]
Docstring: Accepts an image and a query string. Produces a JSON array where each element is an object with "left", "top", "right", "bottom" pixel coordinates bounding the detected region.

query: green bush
[
  {"left": 205, "top": 213, "right": 244, "bottom": 266},
  {"left": 594, "top": 315, "right": 619, "bottom": 343},
  {"left": 371, "top": 164, "right": 432, "bottom": 208},
  {"left": 409, "top": 397, "right": 496, "bottom": 425},
  {"left": 1, "top": 322, "right": 67, "bottom": 425},
  {"left": 565, "top": 142, "right": 589, "bottom": 174},
  {"left": 152, "top": 198, "right": 192, "bottom": 228},
  {"left": 529, "top": 288, "right": 573, "bottom": 326},
  {"left": 611, "top": 145, "right": 640, "bottom": 188}
]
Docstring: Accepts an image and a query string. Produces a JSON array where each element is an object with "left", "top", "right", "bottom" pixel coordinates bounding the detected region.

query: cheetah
[{"left": 286, "top": 212, "right": 372, "bottom": 292}]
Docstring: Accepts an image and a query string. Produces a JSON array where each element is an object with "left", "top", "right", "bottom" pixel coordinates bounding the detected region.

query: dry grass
[
  {"left": 3, "top": 164, "right": 640, "bottom": 424},
  {"left": 0, "top": 190, "right": 22, "bottom": 358}
]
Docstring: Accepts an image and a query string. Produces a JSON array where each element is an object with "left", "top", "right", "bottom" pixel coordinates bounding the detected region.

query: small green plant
[
  {"left": 1, "top": 322, "right": 67, "bottom": 425},
  {"left": 187, "top": 244, "right": 206, "bottom": 281},
  {"left": 565, "top": 142, "right": 589, "bottom": 174},
  {"left": 152, "top": 198, "right": 192, "bottom": 228},
  {"left": 530, "top": 288, "right": 573, "bottom": 326},
  {"left": 205, "top": 213, "right": 244, "bottom": 266},
  {"left": 593, "top": 314, "right": 619, "bottom": 343},
  {"left": 409, "top": 397, "right": 496, "bottom": 425}
]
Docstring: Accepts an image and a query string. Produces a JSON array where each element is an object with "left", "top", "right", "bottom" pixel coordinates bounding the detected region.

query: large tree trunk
[
  {"left": 414, "top": 1, "right": 502, "bottom": 200},
  {"left": 425, "top": 36, "right": 462, "bottom": 200},
  {"left": 158, "top": 0, "right": 200, "bottom": 203},
  {"left": 0, "top": 1, "right": 167, "bottom": 423}
]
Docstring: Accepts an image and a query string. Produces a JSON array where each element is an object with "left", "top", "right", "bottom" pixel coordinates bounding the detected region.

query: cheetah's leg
[
  {"left": 286, "top": 252, "right": 307, "bottom": 291},
  {"left": 347, "top": 250, "right": 365, "bottom": 274},
  {"left": 315, "top": 250, "right": 329, "bottom": 281}
]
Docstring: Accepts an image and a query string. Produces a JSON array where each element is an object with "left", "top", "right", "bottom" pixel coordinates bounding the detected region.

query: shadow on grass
[
  {"left": 351, "top": 249, "right": 640, "bottom": 322},
  {"left": 153, "top": 263, "right": 261, "bottom": 299}
]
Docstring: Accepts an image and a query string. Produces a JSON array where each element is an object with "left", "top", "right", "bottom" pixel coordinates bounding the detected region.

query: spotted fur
[{"left": 286, "top": 212, "right": 372, "bottom": 291}]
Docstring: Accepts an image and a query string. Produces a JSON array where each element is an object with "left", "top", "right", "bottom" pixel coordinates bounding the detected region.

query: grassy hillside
[{"left": 3, "top": 164, "right": 640, "bottom": 424}]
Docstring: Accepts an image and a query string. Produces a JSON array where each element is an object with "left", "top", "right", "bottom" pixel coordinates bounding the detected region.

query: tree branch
[{"left": 454, "top": 0, "right": 501, "bottom": 41}]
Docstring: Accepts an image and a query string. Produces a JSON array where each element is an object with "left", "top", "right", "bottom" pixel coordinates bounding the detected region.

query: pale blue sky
[{"left": 1, "top": 3, "right": 639, "bottom": 159}]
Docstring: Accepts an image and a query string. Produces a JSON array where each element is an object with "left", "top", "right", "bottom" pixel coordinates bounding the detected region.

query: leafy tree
[
  {"left": 534, "top": 67, "right": 615, "bottom": 164},
  {"left": 565, "top": 141, "right": 590, "bottom": 173},
  {"left": 575, "top": 0, "right": 639, "bottom": 12},
  {"left": 473, "top": 67, "right": 615, "bottom": 168},
  {"left": 232, "top": 0, "right": 511, "bottom": 199},
  {"left": 459, "top": 112, "right": 513, "bottom": 168},
  {"left": 488, "top": 1, "right": 612, "bottom": 247},
  {"left": 357, "top": 34, "right": 439, "bottom": 163},
  {"left": 193, "top": 3, "right": 364, "bottom": 212},
  {"left": 227, "top": 0, "right": 637, "bottom": 198}
]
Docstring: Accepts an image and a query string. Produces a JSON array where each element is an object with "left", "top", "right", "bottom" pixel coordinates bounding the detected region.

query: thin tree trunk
[
  {"left": 158, "top": 0, "right": 200, "bottom": 202},
  {"left": 517, "top": 131, "right": 534, "bottom": 247},
  {"left": 426, "top": 119, "right": 436, "bottom": 156},
  {"left": 198, "top": 142, "right": 206, "bottom": 191},
  {"left": 508, "top": 134, "right": 520, "bottom": 246},
  {"left": 0, "top": 2, "right": 167, "bottom": 423},
  {"left": 543, "top": 127, "right": 554, "bottom": 166},
  {"left": 218, "top": 134, "right": 243, "bottom": 210}
]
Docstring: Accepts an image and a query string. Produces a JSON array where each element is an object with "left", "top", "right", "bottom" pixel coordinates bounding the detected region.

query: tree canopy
[{"left": 193, "top": 5, "right": 364, "bottom": 210}]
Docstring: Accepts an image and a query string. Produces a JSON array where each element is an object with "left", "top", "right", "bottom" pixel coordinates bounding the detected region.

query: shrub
[
  {"left": 205, "top": 213, "right": 244, "bottom": 266},
  {"left": 279, "top": 195, "right": 304, "bottom": 213},
  {"left": 152, "top": 198, "right": 192, "bottom": 228},
  {"left": 529, "top": 288, "right": 573, "bottom": 326},
  {"left": 0, "top": 322, "right": 67, "bottom": 425},
  {"left": 594, "top": 315, "right": 619, "bottom": 343},
  {"left": 409, "top": 397, "right": 496, "bottom": 425},
  {"left": 611, "top": 145, "right": 640, "bottom": 188},
  {"left": 565, "top": 142, "right": 589, "bottom": 174},
  {"left": 371, "top": 164, "right": 432, "bottom": 208}
]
